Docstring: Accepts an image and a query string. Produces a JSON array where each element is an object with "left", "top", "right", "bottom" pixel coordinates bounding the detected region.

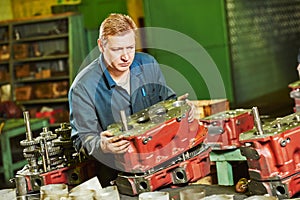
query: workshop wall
[
  {"left": 143, "top": 0, "right": 232, "bottom": 102},
  {"left": 226, "top": 0, "right": 300, "bottom": 104},
  {"left": 1, "top": 0, "right": 299, "bottom": 106},
  {"left": 143, "top": 0, "right": 300, "bottom": 106},
  {"left": 0, "top": 0, "right": 13, "bottom": 21}
]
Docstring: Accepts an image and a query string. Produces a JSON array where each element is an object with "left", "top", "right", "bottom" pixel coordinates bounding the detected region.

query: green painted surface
[
  {"left": 210, "top": 149, "right": 246, "bottom": 186},
  {"left": 209, "top": 149, "right": 246, "bottom": 162},
  {"left": 69, "top": 14, "right": 88, "bottom": 81},
  {"left": 216, "top": 161, "right": 234, "bottom": 186},
  {"left": 78, "top": 0, "right": 128, "bottom": 29},
  {"left": 78, "top": 0, "right": 128, "bottom": 54},
  {"left": 143, "top": 0, "right": 228, "bottom": 47},
  {"left": 142, "top": 0, "right": 234, "bottom": 102}
]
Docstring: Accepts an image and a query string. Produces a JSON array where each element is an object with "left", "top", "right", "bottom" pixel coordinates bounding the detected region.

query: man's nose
[{"left": 121, "top": 49, "right": 129, "bottom": 61}]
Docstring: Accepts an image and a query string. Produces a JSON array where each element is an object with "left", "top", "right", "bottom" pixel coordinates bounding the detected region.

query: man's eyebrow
[{"left": 110, "top": 44, "right": 135, "bottom": 49}]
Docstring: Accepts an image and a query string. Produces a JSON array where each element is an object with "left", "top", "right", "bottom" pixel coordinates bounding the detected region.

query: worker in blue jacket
[{"left": 68, "top": 13, "right": 193, "bottom": 186}]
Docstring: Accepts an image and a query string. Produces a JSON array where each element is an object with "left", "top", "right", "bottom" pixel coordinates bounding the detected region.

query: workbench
[{"left": 0, "top": 118, "right": 48, "bottom": 186}]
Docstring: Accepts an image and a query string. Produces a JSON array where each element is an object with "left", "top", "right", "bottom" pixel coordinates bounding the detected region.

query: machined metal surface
[
  {"left": 200, "top": 109, "right": 254, "bottom": 149},
  {"left": 239, "top": 112, "right": 300, "bottom": 198},
  {"left": 107, "top": 99, "right": 190, "bottom": 137},
  {"left": 107, "top": 100, "right": 207, "bottom": 173}
]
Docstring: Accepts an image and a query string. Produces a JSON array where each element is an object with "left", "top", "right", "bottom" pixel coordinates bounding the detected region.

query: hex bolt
[{"left": 280, "top": 139, "right": 287, "bottom": 147}]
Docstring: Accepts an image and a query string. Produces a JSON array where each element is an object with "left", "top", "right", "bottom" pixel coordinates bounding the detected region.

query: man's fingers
[
  {"left": 101, "top": 131, "right": 114, "bottom": 137},
  {"left": 112, "top": 139, "right": 130, "bottom": 147},
  {"left": 108, "top": 135, "right": 124, "bottom": 143},
  {"left": 178, "top": 93, "right": 189, "bottom": 101},
  {"left": 187, "top": 100, "right": 195, "bottom": 122},
  {"left": 117, "top": 145, "right": 130, "bottom": 154},
  {"left": 113, "top": 140, "right": 130, "bottom": 154}
]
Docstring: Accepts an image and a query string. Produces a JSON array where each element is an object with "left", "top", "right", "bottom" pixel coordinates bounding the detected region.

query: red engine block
[
  {"left": 200, "top": 109, "right": 254, "bottom": 150},
  {"left": 240, "top": 112, "right": 300, "bottom": 199},
  {"left": 107, "top": 100, "right": 207, "bottom": 173},
  {"left": 15, "top": 161, "right": 96, "bottom": 195},
  {"left": 115, "top": 144, "right": 211, "bottom": 196}
]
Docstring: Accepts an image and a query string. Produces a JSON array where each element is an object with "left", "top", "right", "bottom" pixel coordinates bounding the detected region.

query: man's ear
[{"left": 97, "top": 39, "right": 104, "bottom": 52}]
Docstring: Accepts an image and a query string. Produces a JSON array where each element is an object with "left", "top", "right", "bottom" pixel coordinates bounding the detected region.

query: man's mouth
[{"left": 119, "top": 63, "right": 129, "bottom": 67}]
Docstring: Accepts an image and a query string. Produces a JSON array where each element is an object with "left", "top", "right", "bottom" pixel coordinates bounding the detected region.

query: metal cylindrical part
[
  {"left": 252, "top": 107, "right": 264, "bottom": 135},
  {"left": 40, "top": 139, "right": 47, "bottom": 172},
  {"left": 15, "top": 175, "right": 28, "bottom": 197},
  {"left": 120, "top": 110, "right": 128, "bottom": 131},
  {"left": 23, "top": 111, "right": 33, "bottom": 141},
  {"left": 295, "top": 115, "right": 300, "bottom": 122}
]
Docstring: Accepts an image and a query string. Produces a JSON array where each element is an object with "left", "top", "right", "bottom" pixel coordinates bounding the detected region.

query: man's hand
[
  {"left": 100, "top": 131, "right": 130, "bottom": 154},
  {"left": 177, "top": 93, "right": 195, "bottom": 122}
]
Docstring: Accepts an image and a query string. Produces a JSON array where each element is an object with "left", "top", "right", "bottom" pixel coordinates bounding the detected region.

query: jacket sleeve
[{"left": 69, "top": 83, "right": 103, "bottom": 156}]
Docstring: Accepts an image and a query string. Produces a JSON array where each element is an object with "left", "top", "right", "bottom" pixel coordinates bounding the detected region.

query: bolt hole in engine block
[
  {"left": 175, "top": 171, "right": 185, "bottom": 180},
  {"left": 275, "top": 185, "right": 286, "bottom": 196},
  {"left": 71, "top": 173, "right": 79, "bottom": 181},
  {"left": 139, "top": 181, "right": 148, "bottom": 190},
  {"left": 34, "top": 178, "right": 42, "bottom": 187}
]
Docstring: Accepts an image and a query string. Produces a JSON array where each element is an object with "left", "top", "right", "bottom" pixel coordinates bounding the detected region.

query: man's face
[{"left": 99, "top": 30, "right": 135, "bottom": 74}]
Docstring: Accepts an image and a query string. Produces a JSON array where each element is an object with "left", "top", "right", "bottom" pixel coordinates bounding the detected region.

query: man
[{"left": 69, "top": 13, "right": 192, "bottom": 186}]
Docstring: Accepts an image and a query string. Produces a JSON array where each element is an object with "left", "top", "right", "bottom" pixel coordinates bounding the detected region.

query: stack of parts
[{"left": 106, "top": 99, "right": 212, "bottom": 195}]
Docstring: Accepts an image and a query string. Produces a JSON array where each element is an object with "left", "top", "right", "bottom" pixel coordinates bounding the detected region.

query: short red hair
[{"left": 99, "top": 13, "right": 137, "bottom": 42}]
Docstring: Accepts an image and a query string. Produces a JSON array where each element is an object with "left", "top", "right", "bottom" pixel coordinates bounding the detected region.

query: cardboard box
[
  {"left": 13, "top": 44, "right": 28, "bottom": 59},
  {"left": 15, "top": 86, "right": 32, "bottom": 101},
  {"left": 35, "top": 69, "right": 51, "bottom": 79},
  {"left": 191, "top": 99, "right": 230, "bottom": 119},
  {"left": 15, "top": 64, "right": 30, "bottom": 78},
  {"left": 0, "top": 70, "right": 9, "bottom": 81},
  {"left": 0, "top": 45, "right": 10, "bottom": 60},
  {"left": 34, "top": 83, "right": 53, "bottom": 99}
]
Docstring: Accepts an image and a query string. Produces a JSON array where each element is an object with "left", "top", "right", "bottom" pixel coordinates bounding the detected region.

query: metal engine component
[
  {"left": 200, "top": 109, "right": 254, "bottom": 150},
  {"left": 20, "top": 111, "right": 41, "bottom": 173},
  {"left": 52, "top": 122, "right": 77, "bottom": 166},
  {"left": 239, "top": 110, "right": 300, "bottom": 199},
  {"left": 116, "top": 144, "right": 211, "bottom": 196},
  {"left": 289, "top": 81, "right": 300, "bottom": 112},
  {"left": 15, "top": 112, "right": 96, "bottom": 197},
  {"left": 107, "top": 99, "right": 208, "bottom": 173},
  {"left": 107, "top": 99, "right": 211, "bottom": 195}
]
